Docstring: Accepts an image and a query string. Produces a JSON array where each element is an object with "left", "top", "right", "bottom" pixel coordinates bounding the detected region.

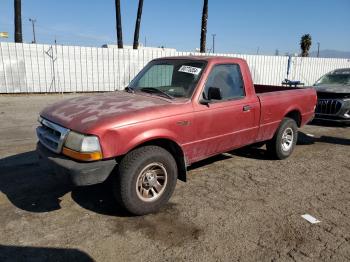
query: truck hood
[
  {"left": 314, "top": 84, "right": 350, "bottom": 94},
  {"left": 40, "top": 92, "right": 171, "bottom": 133}
]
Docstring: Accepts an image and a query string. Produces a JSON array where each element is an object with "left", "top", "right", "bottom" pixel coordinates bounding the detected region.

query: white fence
[{"left": 0, "top": 42, "right": 349, "bottom": 93}]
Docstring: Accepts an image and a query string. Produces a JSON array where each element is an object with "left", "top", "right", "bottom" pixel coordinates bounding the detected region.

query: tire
[
  {"left": 266, "top": 117, "right": 298, "bottom": 160},
  {"left": 113, "top": 146, "right": 177, "bottom": 215}
]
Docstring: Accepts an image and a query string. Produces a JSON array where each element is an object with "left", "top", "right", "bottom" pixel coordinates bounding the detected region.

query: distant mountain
[{"left": 309, "top": 49, "right": 350, "bottom": 59}]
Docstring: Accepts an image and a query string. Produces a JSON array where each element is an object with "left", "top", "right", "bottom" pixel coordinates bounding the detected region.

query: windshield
[
  {"left": 314, "top": 70, "right": 350, "bottom": 87},
  {"left": 128, "top": 59, "right": 207, "bottom": 98}
]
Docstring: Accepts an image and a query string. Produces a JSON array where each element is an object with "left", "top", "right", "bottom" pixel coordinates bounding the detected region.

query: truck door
[{"left": 189, "top": 63, "right": 260, "bottom": 162}]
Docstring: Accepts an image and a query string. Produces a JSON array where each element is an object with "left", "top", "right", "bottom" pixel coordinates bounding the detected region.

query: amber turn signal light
[{"left": 62, "top": 147, "right": 102, "bottom": 161}]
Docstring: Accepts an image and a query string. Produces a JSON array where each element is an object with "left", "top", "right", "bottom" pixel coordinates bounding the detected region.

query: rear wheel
[
  {"left": 113, "top": 146, "right": 177, "bottom": 215},
  {"left": 267, "top": 117, "right": 298, "bottom": 159}
]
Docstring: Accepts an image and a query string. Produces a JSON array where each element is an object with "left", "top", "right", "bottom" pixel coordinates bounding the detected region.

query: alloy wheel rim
[
  {"left": 136, "top": 162, "right": 167, "bottom": 202},
  {"left": 281, "top": 127, "right": 294, "bottom": 152}
]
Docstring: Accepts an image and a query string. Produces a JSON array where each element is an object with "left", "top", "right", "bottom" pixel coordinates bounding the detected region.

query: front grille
[
  {"left": 36, "top": 118, "right": 69, "bottom": 153},
  {"left": 315, "top": 99, "right": 342, "bottom": 115}
]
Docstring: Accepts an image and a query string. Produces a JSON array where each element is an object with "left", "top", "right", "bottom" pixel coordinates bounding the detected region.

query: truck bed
[{"left": 252, "top": 84, "right": 316, "bottom": 143}]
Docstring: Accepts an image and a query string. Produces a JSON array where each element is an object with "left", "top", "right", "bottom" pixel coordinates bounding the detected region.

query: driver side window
[{"left": 203, "top": 64, "right": 245, "bottom": 100}]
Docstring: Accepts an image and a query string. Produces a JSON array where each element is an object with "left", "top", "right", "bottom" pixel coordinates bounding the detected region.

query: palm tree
[
  {"left": 200, "top": 0, "right": 208, "bottom": 53},
  {"left": 300, "top": 34, "right": 312, "bottom": 57},
  {"left": 115, "top": 0, "right": 123, "bottom": 48},
  {"left": 133, "top": 0, "right": 144, "bottom": 49},
  {"left": 14, "top": 0, "right": 22, "bottom": 43}
]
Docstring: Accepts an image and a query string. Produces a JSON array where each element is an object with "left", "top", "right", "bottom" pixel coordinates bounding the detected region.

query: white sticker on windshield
[{"left": 178, "top": 65, "right": 202, "bottom": 75}]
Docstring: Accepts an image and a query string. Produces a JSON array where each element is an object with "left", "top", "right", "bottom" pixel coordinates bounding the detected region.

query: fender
[
  {"left": 99, "top": 127, "right": 184, "bottom": 158},
  {"left": 122, "top": 128, "right": 183, "bottom": 155}
]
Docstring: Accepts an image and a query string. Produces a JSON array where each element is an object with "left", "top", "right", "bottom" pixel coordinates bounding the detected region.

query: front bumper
[
  {"left": 36, "top": 142, "right": 116, "bottom": 186},
  {"left": 314, "top": 99, "right": 350, "bottom": 124}
]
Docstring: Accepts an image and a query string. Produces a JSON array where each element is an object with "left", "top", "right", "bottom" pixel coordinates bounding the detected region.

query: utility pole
[
  {"left": 14, "top": 0, "right": 22, "bottom": 43},
  {"left": 200, "top": 0, "right": 208, "bottom": 53},
  {"left": 115, "top": 0, "right": 123, "bottom": 48},
  {"left": 29, "top": 18, "right": 36, "bottom": 43},
  {"left": 133, "top": 0, "right": 144, "bottom": 49},
  {"left": 212, "top": 34, "right": 216, "bottom": 53},
  {"left": 317, "top": 42, "right": 320, "bottom": 57}
]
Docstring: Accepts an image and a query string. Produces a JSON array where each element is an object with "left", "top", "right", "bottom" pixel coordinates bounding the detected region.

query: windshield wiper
[
  {"left": 124, "top": 86, "right": 135, "bottom": 93},
  {"left": 140, "top": 87, "right": 174, "bottom": 100}
]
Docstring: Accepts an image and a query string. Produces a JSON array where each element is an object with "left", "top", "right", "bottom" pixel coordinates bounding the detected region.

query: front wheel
[
  {"left": 113, "top": 146, "right": 178, "bottom": 215},
  {"left": 266, "top": 117, "right": 298, "bottom": 160}
]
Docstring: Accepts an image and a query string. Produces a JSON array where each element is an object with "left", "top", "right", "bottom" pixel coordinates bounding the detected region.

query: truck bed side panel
[{"left": 256, "top": 88, "right": 316, "bottom": 142}]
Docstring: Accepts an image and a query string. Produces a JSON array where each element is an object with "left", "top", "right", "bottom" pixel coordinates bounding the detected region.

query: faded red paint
[{"left": 40, "top": 56, "right": 317, "bottom": 164}]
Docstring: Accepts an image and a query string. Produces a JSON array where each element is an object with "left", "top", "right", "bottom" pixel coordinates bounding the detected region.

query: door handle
[{"left": 243, "top": 105, "right": 251, "bottom": 112}]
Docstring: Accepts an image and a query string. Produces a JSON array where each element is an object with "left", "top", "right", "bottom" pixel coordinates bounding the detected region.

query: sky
[{"left": 0, "top": 0, "right": 349, "bottom": 55}]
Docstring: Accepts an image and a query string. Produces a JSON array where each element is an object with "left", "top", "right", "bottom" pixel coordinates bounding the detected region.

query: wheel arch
[
  {"left": 117, "top": 138, "right": 187, "bottom": 182},
  {"left": 284, "top": 109, "right": 302, "bottom": 127}
]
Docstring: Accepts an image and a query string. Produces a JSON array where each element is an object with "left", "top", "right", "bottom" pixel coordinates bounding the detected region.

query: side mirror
[{"left": 207, "top": 87, "right": 222, "bottom": 100}]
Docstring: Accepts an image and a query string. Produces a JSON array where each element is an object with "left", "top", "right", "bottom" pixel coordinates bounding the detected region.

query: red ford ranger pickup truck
[{"left": 36, "top": 56, "right": 317, "bottom": 215}]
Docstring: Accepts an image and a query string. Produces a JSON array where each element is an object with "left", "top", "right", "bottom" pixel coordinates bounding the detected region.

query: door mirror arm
[{"left": 199, "top": 98, "right": 211, "bottom": 106}]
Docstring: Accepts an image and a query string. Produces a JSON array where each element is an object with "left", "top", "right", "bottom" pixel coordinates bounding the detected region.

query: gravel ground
[{"left": 0, "top": 94, "right": 349, "bottom": 262}]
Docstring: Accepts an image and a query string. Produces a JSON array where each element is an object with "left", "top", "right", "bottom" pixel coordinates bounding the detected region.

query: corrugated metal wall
[{"left": 0, "top": 42, "right": 349, "bottom": 93}]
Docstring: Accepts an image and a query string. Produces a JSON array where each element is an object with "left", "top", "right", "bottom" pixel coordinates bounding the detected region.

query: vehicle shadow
[
  {"left": 230, "top": 146, "right": 273, "bottom": 161},
  {"left": 0, "top": 151, "right": 69, "bottom": 213},
  {"left": 0, "top": 245, "right": 94, "bottom": 262},
  {"left": 186, "top": 145, "right": 274, "bottom": 168},
  {"left": 70, "top": 177, "right": 131, "bottom": 217},
  {"left": 297, "top": 132, "right": 350, "bottom": 146},
  {"left": 188, "top": 153, "right": 233, "bottom": 170},
  {"left": 0, "top": 151, "right": 129, "bottom": 217}
]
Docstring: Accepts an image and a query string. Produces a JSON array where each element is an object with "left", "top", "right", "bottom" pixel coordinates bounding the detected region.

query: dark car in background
[{"left": 314, "top": 68, "right": 350, "bottom": 124}]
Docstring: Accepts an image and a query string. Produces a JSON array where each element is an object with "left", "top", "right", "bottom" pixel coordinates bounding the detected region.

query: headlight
[
  {"left": 343, "top": 99, "right": 350, "bottom": 108},
  {"left": 64, "top": 131, "right": 100, "bottom": 152},
  {"left": 63, "top": 131, "right": 102, "bottom": 161}
]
